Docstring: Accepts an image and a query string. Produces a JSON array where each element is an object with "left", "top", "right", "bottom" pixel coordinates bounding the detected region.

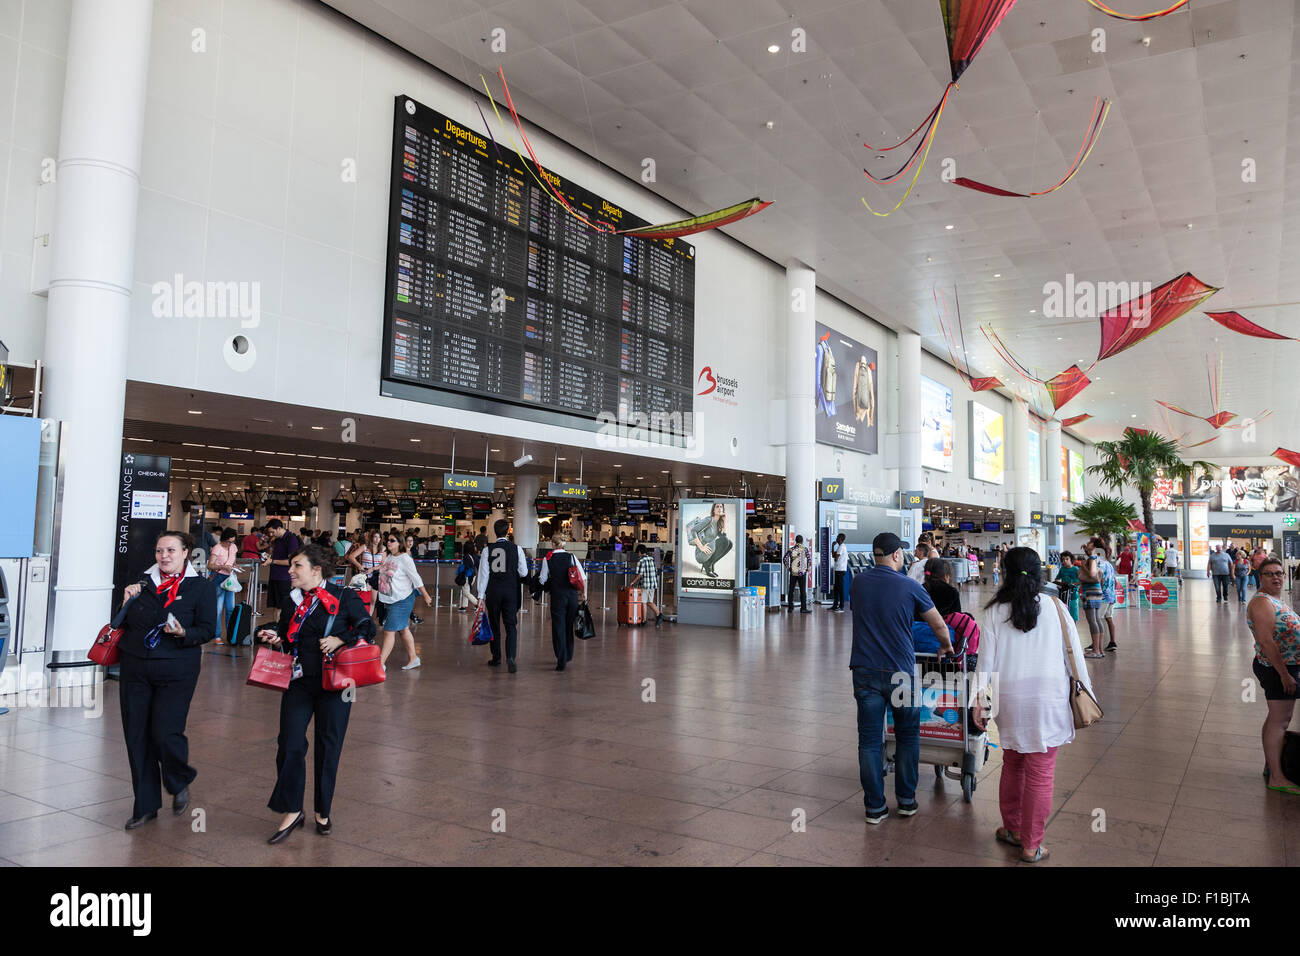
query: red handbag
[
  {"left": 567, "top": 554, "right": 583, "bottom": 590},
  {"left": 322, "top": 640, "right": 385, "bottom": 692},
  {"left": 88, "top": 594, "right": 138, "bottom": 667},
  {"left": 247, "top": 645, "right": 294, "bottom": 691}
]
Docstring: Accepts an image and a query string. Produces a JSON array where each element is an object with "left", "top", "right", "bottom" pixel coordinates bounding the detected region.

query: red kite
[
  {"left": 1043, "top": 366, "right": 1091, "bottom": 411},
  {"left": 1060, "top": 413, "right": 1092, "bottom": 428},
  {"left": 931, "top": 286, "right": 1005, "bottom": 393},
  {"left": 1205, "top": 311, "right": 1300, "bottom": 343},
  {"left": 1096, "top": 273, "right": 1219, "bottom": 361},
  {"left": 1274, "top": 448, "right": 1300, "bottom": 469}
]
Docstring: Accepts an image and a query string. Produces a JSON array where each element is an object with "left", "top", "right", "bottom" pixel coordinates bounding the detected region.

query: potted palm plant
[
  {"left": 1086, "top": 429, "right": 1214, "bottom": 534},
  {"left": 1070, "top": 494, "right": 1138, "bottom": 555}
]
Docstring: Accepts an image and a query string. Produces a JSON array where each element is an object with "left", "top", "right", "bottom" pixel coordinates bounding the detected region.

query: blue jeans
[
  {"left": 1235, "top": 572, "right": 1248, "bottom": 603},
  {"left": 213, "top": 575, "right": 236, "bottom": 639},
  {"left": 853, "top": 667, "right": 920, "bottom": 814}
]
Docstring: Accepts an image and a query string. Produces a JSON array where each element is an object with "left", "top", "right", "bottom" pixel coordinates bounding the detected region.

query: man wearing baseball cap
[{"left": 850, "top": 532, "right": 953, "bottom": 825}]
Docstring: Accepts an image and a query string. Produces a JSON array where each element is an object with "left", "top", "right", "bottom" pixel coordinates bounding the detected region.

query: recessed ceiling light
[
  {"left": 635, "top": 476, "right": 645, "bottom": 480},
  {"left": 311, "top": 426, "right": 324, "bottom": 430},
  {"left": 1110, "top": 391, "right": 1115, "bottom": 395},
  {"left": 490, "top": 448, "right": 500, "bottom": 452},
  {"left": 767, "top": 43, "right": 780, "bottom": 53},
  {"left": 409, "top": 438, "right": 420, "bottom": 442},
  {"left": 613, "top": 464, "right": 622, "bottom": 468},
  {"left": 1131, "top": 414, "right": 1137, "bottom": 418},
  {"left": 1030, "top": 309, "right": 1037, "bottom": 314},
  {"left": 945, "top": 224, "right": 954, "bottom": 230},
  {"left": 187, "top": 410, "right": 202, "bottom": 415}
]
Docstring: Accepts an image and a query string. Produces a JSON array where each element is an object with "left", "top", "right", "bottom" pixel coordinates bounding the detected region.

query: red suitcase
[{"left": 617, "top": 587, "right": 645, "bottom": 626}]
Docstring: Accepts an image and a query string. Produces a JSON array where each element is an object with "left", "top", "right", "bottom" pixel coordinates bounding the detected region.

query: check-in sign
[
  {"left": 444, "top": 474, "right": 495, "bottom": 492},
  {"left": 1030, "top": 511, "right": 1044, "bottom": 525},
  {"left": 549, "top": 482, "right": 588, "bottom": 498},
  {"left": 821, "top": 479, "right": 844, "bottom": 501},
  {"left": 901, "top": 490, "right": 924, "bottom": 508}
]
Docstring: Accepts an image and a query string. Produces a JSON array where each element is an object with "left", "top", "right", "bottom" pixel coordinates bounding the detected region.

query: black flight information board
[{"left": 381, "top": 95, "right": 695, "bottom": 434}]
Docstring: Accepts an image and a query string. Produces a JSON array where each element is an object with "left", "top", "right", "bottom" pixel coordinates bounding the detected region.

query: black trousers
[
  {"left": 267, "top": 578, "right": 291, "bottom": 613},
  {"left": 832, "top": 570, "right": 846, "bottom": 609},
  {"left": 268, "top": 677, "right": 352, "bottom": 818},
  {"left": 550, "top": 589, "right": 579, "bottom": 665},
  {"left": 486, "top": 590, "right": 520, "bottom": 662},
  {"left": 787, "top": 573, "right": 808, "bottom": 610},
  {"left": 1212, "top": 574, "right": 1230, "bottom": 601},
  {"left": 119, "top": 655, "right": 200, "bottom": 818},
  {"left": 695, "top": 534, "right": 733, "bottom": 573}
]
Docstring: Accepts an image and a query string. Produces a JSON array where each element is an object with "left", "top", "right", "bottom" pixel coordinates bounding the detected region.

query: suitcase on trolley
[{"left": 618, "top": 587, "right": 645, "bottom": 626}]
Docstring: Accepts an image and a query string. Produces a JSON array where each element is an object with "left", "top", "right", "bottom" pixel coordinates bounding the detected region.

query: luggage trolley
[{"left": 883, "top": 634, "right": 990, "bottom": 802}]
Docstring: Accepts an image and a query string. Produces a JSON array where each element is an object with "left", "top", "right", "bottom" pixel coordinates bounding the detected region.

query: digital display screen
[
  {"left": 922, "top": 521, "right": 934, "bottom": 531},
  {"left": 382, "top": 96, "right": 695, "bottom": 434},
  {"left": 626, "top": 498, "right": 650, "bottom": 514},
  {"left": 331, "top": 498, "right": 349, "bottom": 513},
  {"left": 590, "top": 496, "right": 616, "bottom": 515},
  {"left": 983, "top": 521, "right": 1000, "bottom": 532},
  {"left": 471, "top": 497, "right": 493, "bottom": 516},
  {"left": 535, "top": 498, "right": 557, "bottom": 515},
  {"left": 959, "top": 521, "right": 975, "bottom": 531},
  {"left": 443, "top": 497, "right": 464, "bottom": 514}
]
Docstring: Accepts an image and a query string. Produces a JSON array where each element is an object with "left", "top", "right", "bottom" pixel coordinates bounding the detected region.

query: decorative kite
[
  {"left": 952, "top": 97, "right": 1111, "bottom": 197},
  {"left": 1274, "top": 448, "right": 1300, "bottom": 469},
  {"left": 1096, "top": 272, "right": 1220, "bottom": 361},
  {"left": 1156, "top": 402, "right": 1236, "bottom": 429},
  {"left": 1060, "top": 413, "right": 1092, "bottom": 428},
  {"left": 1205, "top": 311, "right": 1300, "bottom": 343},
  {"left": 861, "top": 0, "right": 1020, "bottom": 216},
  {"left": 931, "top": 286, "right": 1004, "bottom": 392},
  {"left": 1084, "top": 0, "right": 1188, "bottom": 21},
  {"left": 482, "top": 68, "right": 770, "bottom": 240},
  {"left": 1042, "top": 366, "right": 1091, "bottom": 411},
  {"left": 1153, "top": 355, "right": 1274, "bottom": 432}
]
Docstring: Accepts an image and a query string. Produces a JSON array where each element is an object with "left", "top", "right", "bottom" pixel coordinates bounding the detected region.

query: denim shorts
[{"left": 380, "top": 592, "right": 416, "bottom": 631}]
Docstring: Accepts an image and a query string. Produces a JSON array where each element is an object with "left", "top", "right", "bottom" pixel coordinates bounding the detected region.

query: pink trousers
[{"left": 998, "top": 746, "right": 1058, "bottom": 852}]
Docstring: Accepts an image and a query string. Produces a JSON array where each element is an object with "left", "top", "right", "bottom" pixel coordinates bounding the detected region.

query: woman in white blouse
[
  {"left": 376, "top": 532, "right": 432, "bottom": 670},
  {"left": 975, "top": 547, "right": 1096, "bottom": 863}
]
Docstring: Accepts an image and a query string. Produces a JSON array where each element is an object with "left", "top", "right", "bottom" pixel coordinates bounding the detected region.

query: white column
[
  {"left": 42, "top": 0, "right": 153, "bottom": 656},
  {"left": 786, "top": 262, "right": 816, "bottom": 544},
  {"left": 514, "top": 475, "right": 539, "bottom": 553},
  {"left": 897, "top": 331, "right": 922, "bottom": 540},
  {"left": 1043, "top": 420, "right": 1063, "bottom": 547},
  {"left": 1012, "top": 399, "right": 1031, "bottom": 529}
]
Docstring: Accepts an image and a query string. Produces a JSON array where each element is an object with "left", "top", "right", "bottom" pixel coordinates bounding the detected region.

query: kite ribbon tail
[{"left": 861, "top": 84, "right": 952, "bottom": 218}]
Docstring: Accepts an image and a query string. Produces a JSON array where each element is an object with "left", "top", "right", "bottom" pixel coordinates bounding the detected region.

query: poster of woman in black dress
[{"left": 680, "top": 500, "right": 739, "bottom": 592}]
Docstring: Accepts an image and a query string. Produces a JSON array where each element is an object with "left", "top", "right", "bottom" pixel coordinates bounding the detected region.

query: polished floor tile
[{"left": 0, "top": 580, "right": 1296, "bottom": 865}]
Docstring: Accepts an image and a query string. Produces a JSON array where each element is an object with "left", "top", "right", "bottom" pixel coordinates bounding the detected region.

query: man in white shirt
[
  {"left": 477, "top": 518, "right": 529, "bottom": 673},
  {"left": 830, "top": 533, "right": 850, "bottom": 611},
  {"left": 908, "top": 542, "right": 932, "bottom": 582}
]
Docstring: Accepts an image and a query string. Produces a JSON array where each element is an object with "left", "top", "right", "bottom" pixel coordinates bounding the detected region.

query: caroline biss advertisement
[{"left": 677, "top": 498, "right": 742, "bottom": 596}]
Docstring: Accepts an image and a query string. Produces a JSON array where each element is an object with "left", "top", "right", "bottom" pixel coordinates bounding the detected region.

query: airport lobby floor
[{"left": 1, "top": 581, "right": 1298, "bottom": 867}]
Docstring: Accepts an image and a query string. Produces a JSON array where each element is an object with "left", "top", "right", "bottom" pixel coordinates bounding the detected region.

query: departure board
[{"left": 381, "top": 95, "right": 695, "bottom": 434}]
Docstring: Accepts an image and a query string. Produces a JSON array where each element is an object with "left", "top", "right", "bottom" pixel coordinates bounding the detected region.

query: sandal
[
  {"left": 1266, "top": 783, "right": 1300, "bottom": 795},
  {"left": 1084, "top": 652, "right": 1106, "bottom": 659},
  {"left": 1020, "top": 846, "right": 1050, "bottom": 863},
  {"left": 995, "top": 827, "right": 1021, "bottom": 847}
]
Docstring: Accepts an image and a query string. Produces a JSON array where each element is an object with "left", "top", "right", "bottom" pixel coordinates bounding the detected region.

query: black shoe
[
  {"left": 124, "top": 811, "right": 157, "bottom": 830},
  {"left": 507, "top": 659, "right": 517, "bottom": 673},
  {"left": 705, "top": 568, "right": 717, "bottom": 578},
  {"left": 172, "top": 787, "right": 190, "bottom": 815},
  {"left": 801, "top": 608, "right": 812, "bottom": 614},
  {"left": 268, "top": 812, "right": 305, "bottom": 845},
  {"left": 316, "top": 817, "right": 332, "bottom": 836},
  {"left": 411, "top": 614, "right": 423, "bottom": 625},
  {"left": 865, "top": 807, "right": 888, "bottom": 825},
  {"left": 1105, "top": 642, "right": 1117, "bottom": 652},
  {"left": 487, "top": 658, "right": 501, "bottom": 667},
  {"left": 555, "top": 663, "right": 565, "bottom": 672},
  {"left": 897, "top": 802, "right": 919, "bottom": 817},
  {"left": 655, "top": 614, "right": 662, "bottom": 627}
]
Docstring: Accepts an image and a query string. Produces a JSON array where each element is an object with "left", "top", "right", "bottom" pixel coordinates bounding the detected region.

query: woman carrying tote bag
[
  {"left": 256, "top": 544, "right": 375, "bottom": 844},
  {"left": 974, "top": 547, "right": 1098, "bottom": 863}
]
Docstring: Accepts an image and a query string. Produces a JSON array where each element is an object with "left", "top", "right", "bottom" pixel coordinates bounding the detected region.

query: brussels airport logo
[
  {"left": 596, "top": 409, "right": 702, "bottom": 459},
  {"left": 1042, "top": 274, "right": 1153, "bottom": 326},
  {"left": 0, "top": 670, "right": 104, "bottom": 719},
  {"left": 150, "top": 273, "right": 261, "bottom": 372},
  {"left": 697, "top": 366, "right": 739, "bottom": 406}
]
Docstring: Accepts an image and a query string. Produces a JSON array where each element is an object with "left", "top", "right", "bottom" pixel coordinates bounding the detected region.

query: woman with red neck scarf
[
  {"left": 257, "top": 544, "right": 375, "bottom": 844},
  {"left": 117, "top": 531, "right": 217, "bottom": 831}
]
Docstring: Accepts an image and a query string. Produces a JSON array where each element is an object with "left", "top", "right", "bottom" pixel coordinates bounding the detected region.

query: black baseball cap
[{"left": 872, "top": 532, "right": 904, "bottom": 557}]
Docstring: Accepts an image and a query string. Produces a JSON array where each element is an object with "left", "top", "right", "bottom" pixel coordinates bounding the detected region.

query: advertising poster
[
  {"left": 1141, "top": 577, "right": 1180, "bottom": 610},
  {"left": 970, "top": 401, "right": 1005, "bottom": 484},
  {"left": 887, "top": 678, "right": 964, "bottom": 742},
  {"left": 678, "top": 499, "right": 741, "bottom": 596},
  {"left": 1188, "top": 500, "right": 1209, "bottom": 572},
  {"left": 112, "top": 452, "right": 172, "bottom": 610},
  {"left": 1069, "top": 450, "right": 1085, "bottom": 503},
  {"left": 815, "top": 323, "right": 878, "bottom": 454},
  {"left": 1060, "top": 447, "right": 1069, "bottom": 502},
  {"left": 920, "top": 376, "right": 953, "bottom": 472},
  {"left": 1158, "top": 464, "right": 1300, "bottom": 513},
  {"left": 1028, "top": 428, "right": 1041, "bottom": 484},
  {"left": 1134, "top": 532, "right": 1153, "bottom": 579}
]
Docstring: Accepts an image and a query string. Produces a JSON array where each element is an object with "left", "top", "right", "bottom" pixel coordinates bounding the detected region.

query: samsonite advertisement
[{"left": 815, "top": 323, "right": 878, "bottom": 454}]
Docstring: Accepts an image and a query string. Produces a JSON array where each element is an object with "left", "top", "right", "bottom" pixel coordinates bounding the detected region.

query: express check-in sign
[{"left": 548, "top": 482, "right": 588, "bottom": 498}]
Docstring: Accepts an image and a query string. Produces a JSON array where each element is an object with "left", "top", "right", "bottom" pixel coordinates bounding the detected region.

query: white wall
[{"left": 918, "top": 352, "right": 1013, "bottom": 511}]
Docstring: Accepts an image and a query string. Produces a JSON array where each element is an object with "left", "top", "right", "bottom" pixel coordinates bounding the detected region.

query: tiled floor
[{"left": 1, "top": 582, "right": 1298, "bottom": 866}]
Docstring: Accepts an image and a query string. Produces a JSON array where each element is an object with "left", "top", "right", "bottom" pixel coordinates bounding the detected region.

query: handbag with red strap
[
  {"left": 567, "top": 553, "right": 583, "bottom": 590},
  {"left": 247, "top": 645, "right": 294, "bottom": 691},
  {"left": 88, "top": 595, "right": 138, "bottom": 667},
  {"left": 322, "top": 639, "right": 385, "bottom": 692}
]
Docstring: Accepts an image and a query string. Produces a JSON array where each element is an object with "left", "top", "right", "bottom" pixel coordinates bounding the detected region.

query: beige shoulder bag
[{"left": 1054, "top": 597, "right": 1103, "bottom": 728}]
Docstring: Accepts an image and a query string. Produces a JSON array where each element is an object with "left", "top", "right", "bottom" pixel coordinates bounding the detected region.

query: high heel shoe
[{"left": 268, "top": 811, "right": 305, "bottom": 845}]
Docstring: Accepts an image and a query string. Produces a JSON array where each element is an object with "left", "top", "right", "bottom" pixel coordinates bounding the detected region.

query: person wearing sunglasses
[
  {"left": 117, "top": 531, "right": 217, "bottom": 830},
  {"left": 1247, "top": 556, "right": 1300, "bottom": 794},
  {"left": 375, "top": 532, "right": 432, "bottom": 670}
]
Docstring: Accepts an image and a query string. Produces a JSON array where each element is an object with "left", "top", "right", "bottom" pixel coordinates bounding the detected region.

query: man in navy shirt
[{"left": 851, "top": 532, "right": 951, "bottom": 825}]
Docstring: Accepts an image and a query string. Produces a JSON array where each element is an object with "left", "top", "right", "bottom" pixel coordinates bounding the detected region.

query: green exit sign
[
  {"left": 1286, "top": 514, "right": 1297, "bottom": 527},
  {"left": 408, "top": 478, "right": 422, "bottom": 492}
]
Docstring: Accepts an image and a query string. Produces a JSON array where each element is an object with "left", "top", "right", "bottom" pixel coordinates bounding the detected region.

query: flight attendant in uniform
[
  {"left": 118, "top": 531, "right": 217, "bottom": 830},
  {"left": 258, "top": 544, "right": 376, "bottom": 844},
  {"left": 539, "top": 534, "right": 587, "bottom": 671},
  {"left": 477, "top": 518, "right": 529, "bottom": 673}
]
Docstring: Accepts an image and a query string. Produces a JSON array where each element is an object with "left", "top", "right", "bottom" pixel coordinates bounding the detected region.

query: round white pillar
[
  {"left": 897, "top": 331, "right": 922, "bottom": 540},
  {"left": 785, "top": 263, "right": 816, "bottom": 544},
  {"left": 514, "top": 475, "right": 539, "bottom": 553},
  {"left": 42, "top": 0, "right": 154, "bottom": 655},
  {"left": 1043, "top": 420, "right": 1064, "bottom": 548},
  {"left": 1012, "top": 399, "right": 1032, "bottom": 529}
]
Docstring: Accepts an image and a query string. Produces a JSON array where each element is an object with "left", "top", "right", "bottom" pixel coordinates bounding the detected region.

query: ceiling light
[
  {"left": 1029, "top": 309, "right": 1037, "bottom": 314},
  {"left": 635, "top": 476, "right": 645, "bottom": 480},
  {"left": 661, "top": 470, "right": 670, "bottom": 474},
  {"left": 1131, "top": 414, "right": 1137, "bottom": 418},
  {"left": 945, "top": 224, "right": 954, "bottom": 230},
  {"left": 490, "top": 448, "right": 500, "bottom": 452},
  {"left": 311, "top": 426, "right": 324, "bottom": 431},
  {"left": 410, "top": 438, "right": 421, "bottom": 442},
  {"left": 613, "top": 464, "right": 622, "bottom": 468},
  {"left": 767, "top": 43, "right": 780, "bottom": 53},
  {"left": 187, "top": 410, "right": 202, "bottom": 415},
  {"left": 993, "top": 273, "right": 1001, "bottom": 278}
]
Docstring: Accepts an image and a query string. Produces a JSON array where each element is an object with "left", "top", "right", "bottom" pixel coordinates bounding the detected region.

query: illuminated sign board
[{"left": 443, "top": 473, "right": 495, "bottom": 492}]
